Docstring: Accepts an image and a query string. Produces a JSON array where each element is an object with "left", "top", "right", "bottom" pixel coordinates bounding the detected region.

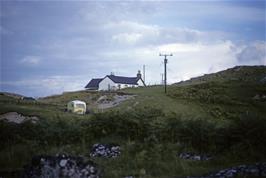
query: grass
[
  {"left": 0, "top": 66, "right": 266, "bottom": 178},
  {"left": 38, "top": 90, "right": 120, "bottom": 113},
  {"left": 119, "top": 86, "right": 209, "bottom": 118}
]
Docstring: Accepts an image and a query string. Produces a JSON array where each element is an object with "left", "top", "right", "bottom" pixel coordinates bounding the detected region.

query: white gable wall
[{"left": 98, "top": 77, "right": 116, "bottom": 90}]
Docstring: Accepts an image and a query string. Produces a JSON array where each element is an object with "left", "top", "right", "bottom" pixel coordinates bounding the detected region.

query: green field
[{"left": 0, "top": 66, "right": 266, "bottom": 178}]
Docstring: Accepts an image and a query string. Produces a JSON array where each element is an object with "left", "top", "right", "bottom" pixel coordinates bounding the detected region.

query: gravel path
[{"left": 97, "top": 94, "right": 135, "bottom": 110}]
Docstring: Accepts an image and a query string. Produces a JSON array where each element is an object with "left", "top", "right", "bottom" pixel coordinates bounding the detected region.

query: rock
[
  {"left": 253, "top": 94, "right": 260, "bottom": 100},
  {"left": 97, "top": 95, "right": 108, "bottom": 103},
  {"left": 178, "top": 152, "right": 212, "bottom": 161},
  {"left": 59, "top": 159, "right": 67, "bottom": 167},
  {"left": 193, "top": 155, "right": 201, "bottom": 161},
  {"left": 253, "top": 94, "right": 266, "bottom": 101},
  {"left": 0, "top": 112, "right": 39, "bottom": 124},
  {"left": 90, "top": 143, "right": 121, "bottom": 158},
  {"left": 260, "top": 76, "right": 266, "bottom": 84},
  {"left": 187, "top": 162, "right": 266, "bottom": 178},
  {"left": 21, "top": 154, "right": 101, "bottom": 178}
]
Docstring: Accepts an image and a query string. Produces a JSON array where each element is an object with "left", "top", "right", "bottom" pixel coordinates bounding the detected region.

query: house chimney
[
  {"left": 110, "top": 72, "right": 114, "bottom": 76},
  {"left": 137, "top": 70, "right": 141, "bottom": 79}
]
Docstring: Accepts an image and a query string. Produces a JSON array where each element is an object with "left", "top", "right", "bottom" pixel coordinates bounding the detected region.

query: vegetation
[
  {"left": 0, "top": 66, "right": 265, "bottom": 177},
  {"left": 167, "top": 66, "right": 266, "bottom": 120}
]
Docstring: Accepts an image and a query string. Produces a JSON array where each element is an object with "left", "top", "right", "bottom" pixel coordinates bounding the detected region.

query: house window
[{"left": 118, "top": 84, "right": 121, "bottom": 89}]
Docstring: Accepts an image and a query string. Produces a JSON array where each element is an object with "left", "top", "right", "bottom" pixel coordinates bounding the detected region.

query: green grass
[{"left": 118, "top": 86, "right": 208, "bottom": 118}]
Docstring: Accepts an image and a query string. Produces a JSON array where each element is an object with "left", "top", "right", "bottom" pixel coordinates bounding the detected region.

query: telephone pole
[
  {"left": 159, "top": 53, "right": 173, "bottom": 93},
  {"left": 143, "top": 65, "right": 146, "bottom": 83}
]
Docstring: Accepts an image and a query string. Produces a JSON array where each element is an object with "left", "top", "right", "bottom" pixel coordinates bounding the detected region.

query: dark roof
[
  {"left": 107, "top": 75, "right": 140, "bottom": 85},
  {"left": 85, "top": 78, "right": 103, "bottom": 88}
]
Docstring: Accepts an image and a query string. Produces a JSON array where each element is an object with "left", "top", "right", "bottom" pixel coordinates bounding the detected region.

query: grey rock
[
  {"left": 178, "top": 152, "right": 212, "bottom": 161},
  {"left": 22, "top": 154, "right": 101, "bottom": 178},
  {"left": 90, "top": 143, "right": 121, "bottom": 158},
  {"left": 59, "top": 159, "right": 67, "bottom": 167},
  {"left": 187, "top": 162, "right": 266, "bottom": 178}
]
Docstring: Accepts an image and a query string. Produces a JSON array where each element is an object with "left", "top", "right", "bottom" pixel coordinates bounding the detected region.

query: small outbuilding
[{"left": 67, "top": 100, "right": 86, "bottom": 114}]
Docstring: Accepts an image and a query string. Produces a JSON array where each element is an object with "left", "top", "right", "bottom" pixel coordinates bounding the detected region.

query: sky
[{"left": 0, "top": 0, "right": 265, "bottom": 97}]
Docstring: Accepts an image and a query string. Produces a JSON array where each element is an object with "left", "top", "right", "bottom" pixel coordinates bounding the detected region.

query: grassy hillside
[
  {"left": 175, "top": 65, "right": 266, "bottom": 86},
  {"left": 0, "top": 66, "right": 266, "bottom": 178},
  {"left": 38, "top": 90, "right": 107, "bottom": 106},
  {"left": 167, "top": 66, "right": 266, "bottom": 120}
]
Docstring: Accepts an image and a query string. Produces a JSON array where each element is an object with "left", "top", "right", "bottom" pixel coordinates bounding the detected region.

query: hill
[
  {"left": 175, "top": 65, "right": 266, "bottom": 86},
  {"left": 0, "top": 65, "right": 266, "bottom": 178},
  {"left": 0, "top": 92, "right": 25, "bottom": 101},
  {"left": 166, "top": 66, "right": 266, "bottom": 120}
]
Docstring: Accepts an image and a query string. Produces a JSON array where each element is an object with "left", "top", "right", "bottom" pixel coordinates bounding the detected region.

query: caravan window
[{"left": 76, "top": 104, "right": 85, "bottom": 109}]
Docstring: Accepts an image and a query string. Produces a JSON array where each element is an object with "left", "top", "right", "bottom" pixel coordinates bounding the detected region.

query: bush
[{"left": 1, "top": 106, "right": 265, "bottom": 157}]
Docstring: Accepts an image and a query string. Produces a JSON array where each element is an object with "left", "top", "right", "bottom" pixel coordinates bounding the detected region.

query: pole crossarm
[{"left": 159, "top": 53, "right": 173, "bottom": 93}]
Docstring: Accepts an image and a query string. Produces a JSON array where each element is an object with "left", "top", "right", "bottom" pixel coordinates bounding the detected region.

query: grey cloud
[
  {"left": 19, "top": 56, "right": 41, "bottom": 66},
  {"left": 0, "top": 75, "right": 89, "bottom": 97},
  {"left": 103, "top": 21, "right": 227, "bottom": 48},
  {"left": 237, "top": 41, "right": 266, "bottom": 65},
  {"left": 80, "top": 2, "right": 161, "bottom": 24}
]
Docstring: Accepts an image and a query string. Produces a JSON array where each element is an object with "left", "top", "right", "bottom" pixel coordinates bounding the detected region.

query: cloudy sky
[{"left": 0, "top": 1, "right": 265, "bottom": 97}]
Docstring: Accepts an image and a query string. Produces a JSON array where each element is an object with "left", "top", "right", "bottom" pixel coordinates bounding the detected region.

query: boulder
[
  {"left": 178, "top": 152, "right": 212, "bottom": 161},
  {"left": 90, "top": 143, "right": 121, "bottom": 158},
  {"left": 21, "top": 154, "right": 101, "bottom": 178}
]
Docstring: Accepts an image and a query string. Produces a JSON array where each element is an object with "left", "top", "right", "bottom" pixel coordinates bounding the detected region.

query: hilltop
[
  {"left": 0, "top": 92, "right": 25, "bottom": 100},
  {"left": 175, "top": 65, "right": 266, "bottom": 86}
]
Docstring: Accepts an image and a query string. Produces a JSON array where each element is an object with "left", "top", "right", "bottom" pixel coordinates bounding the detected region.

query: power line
[{"left": 159, "top": 53, "right": 173, "bottom": 93}]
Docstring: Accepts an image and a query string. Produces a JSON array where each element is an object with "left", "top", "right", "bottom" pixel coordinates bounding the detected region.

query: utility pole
[
  {"left": 159, "top": 53, "right": 173, "bottom": 93},
  {"left": 143, "top": 65, "right": 146, "bottom": 83}
]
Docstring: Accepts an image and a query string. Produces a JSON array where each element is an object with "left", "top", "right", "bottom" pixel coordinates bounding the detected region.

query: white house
[{"left": 85, "top": 71, "right": 146, "bottom": 91}]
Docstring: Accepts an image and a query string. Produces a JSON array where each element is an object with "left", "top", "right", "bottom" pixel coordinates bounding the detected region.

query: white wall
[
  {"left": 98, "top": 77, "right": 144, "bottom": 91},
  {"left": 98, "top": 77, "right": 116, "bottom": 90},
  {"left": 119, "top": 83, "right": 135, "bottom": 89}
]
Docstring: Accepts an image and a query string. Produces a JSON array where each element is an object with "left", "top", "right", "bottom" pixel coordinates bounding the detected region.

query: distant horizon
[
  {"left": 1, "top": 64, "right": 265, "bottom": 98},
  {"left": 1, "top": 1, "right": 265, "bottom": 97}
]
